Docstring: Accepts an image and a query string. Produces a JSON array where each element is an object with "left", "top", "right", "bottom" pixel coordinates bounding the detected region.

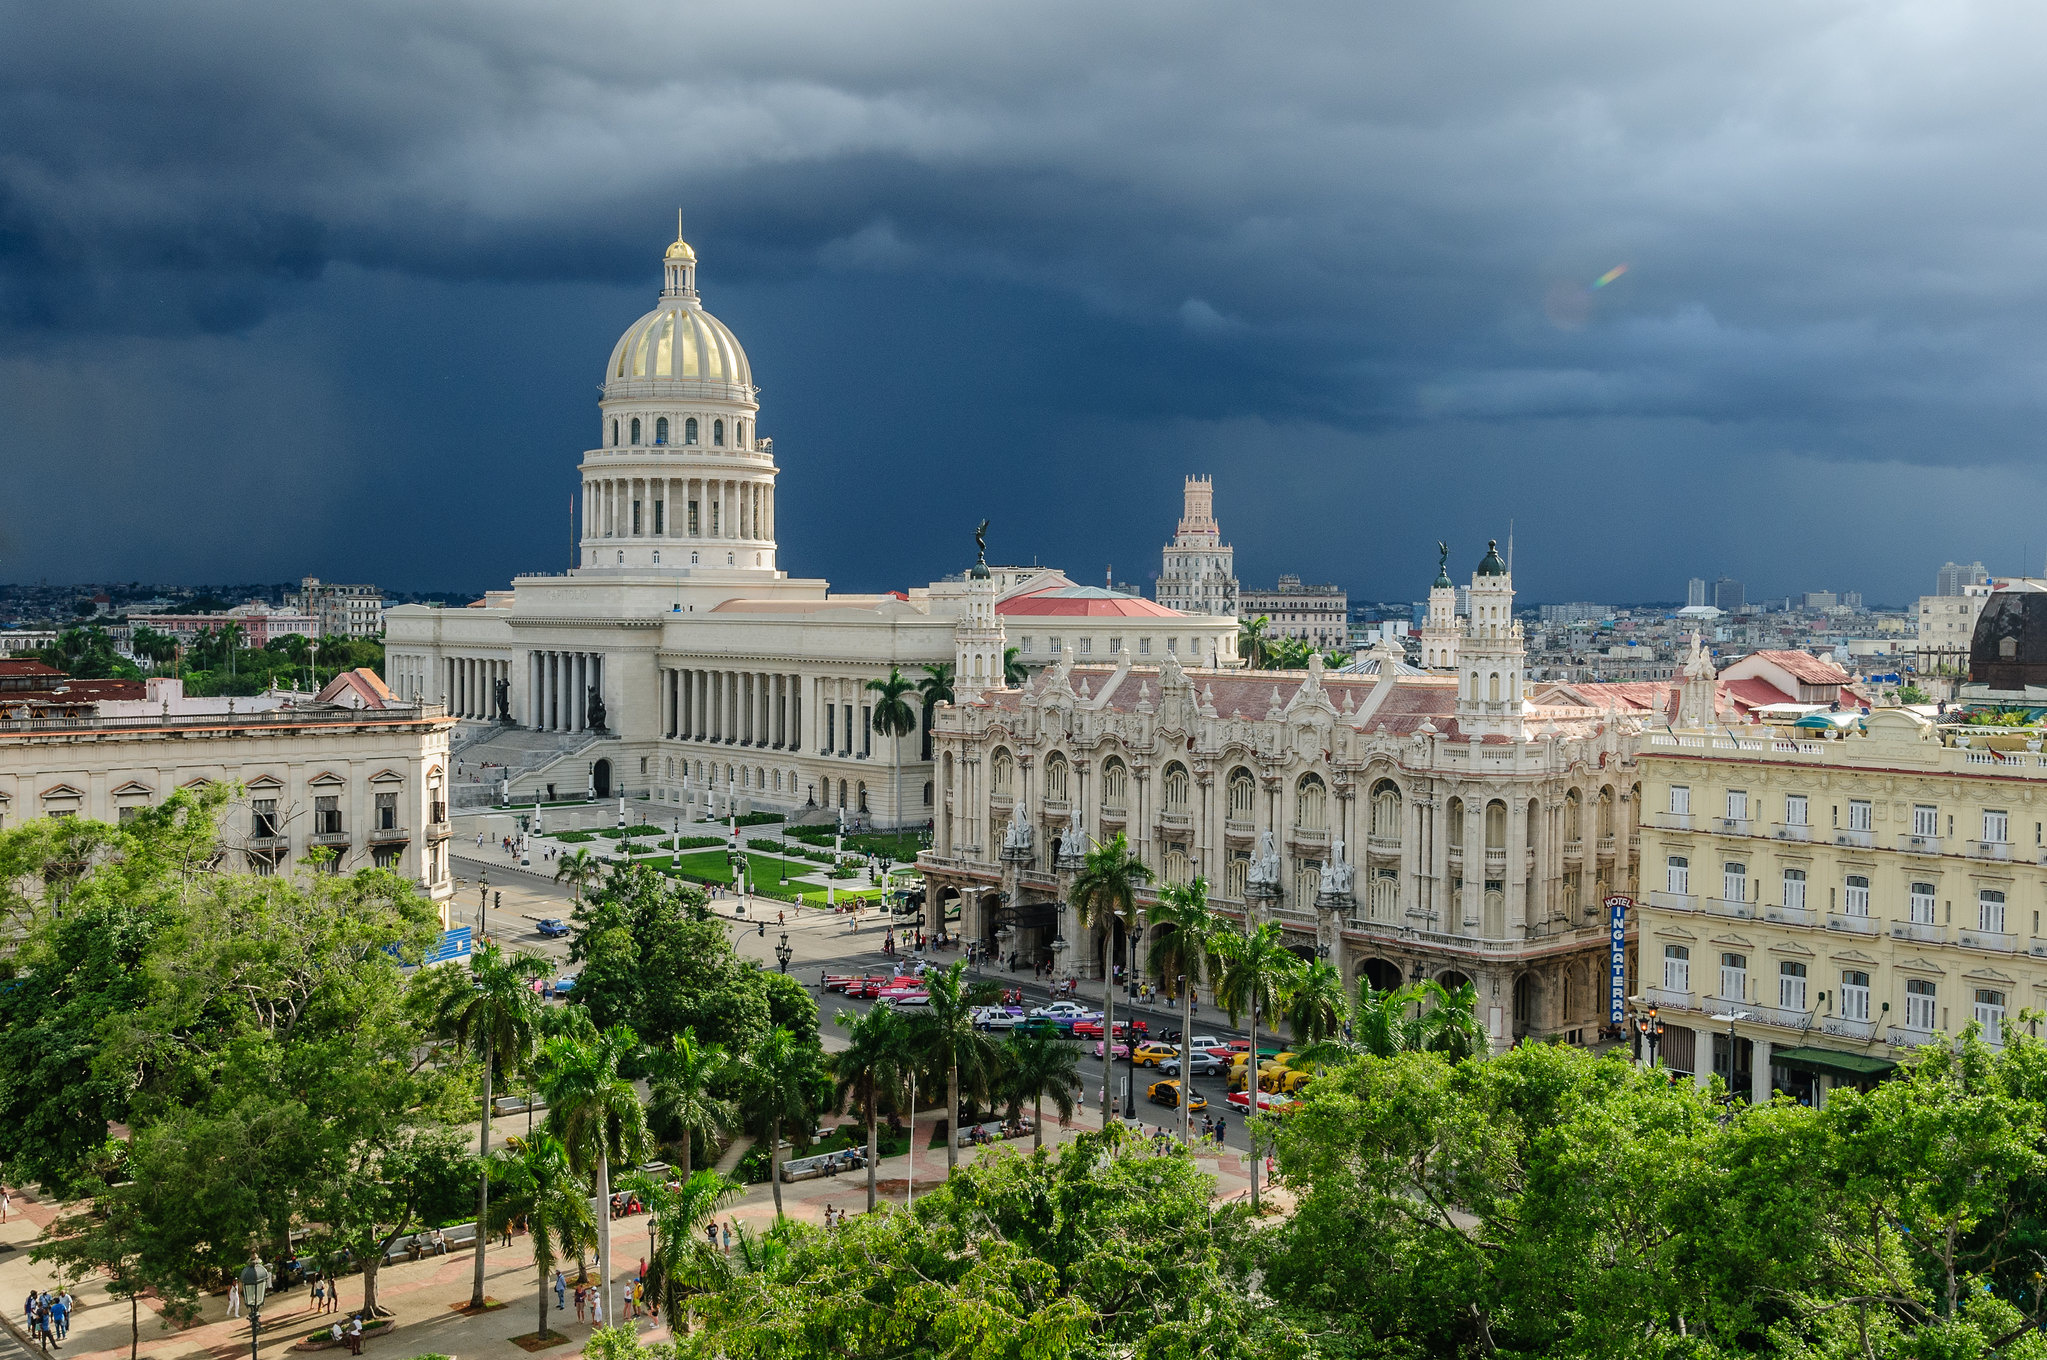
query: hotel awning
[{"left": 1771, "top": 1046, "right": 1897, "bottom": 1080}]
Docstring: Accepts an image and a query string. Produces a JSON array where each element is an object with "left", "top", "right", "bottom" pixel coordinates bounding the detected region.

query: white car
[
  {"left": 887, "top": 992, "right": 931, "bottom": 1009},
  {"left": 1029, "top": 1001, "right": 1098, "bottom": 1022},
  {"left": 1188, "top": 1034, "right": 1228, "bottom": 1053},
  {"left": 973, "top": 1007, "right": 1022, "bottom": 1030}
]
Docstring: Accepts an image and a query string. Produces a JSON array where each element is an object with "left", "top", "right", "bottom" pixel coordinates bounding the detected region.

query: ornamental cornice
[{"left": 509, "top": 616, "right": 664, "bottom": 630}]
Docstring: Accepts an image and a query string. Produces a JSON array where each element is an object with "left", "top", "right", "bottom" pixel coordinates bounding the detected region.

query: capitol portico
[{"left": 383, "top": 227, "right": 1235, "bottom": 822}]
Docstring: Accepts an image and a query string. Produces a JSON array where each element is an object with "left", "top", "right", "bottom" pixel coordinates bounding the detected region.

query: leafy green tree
[
  {"left": 32, "top": 1155, "right": 202, "bottom": 1360},
  {"left": 1283, "top": 958, "right": 1347, "bottom": 1049},
  {"left": 646, "top": 1028, "right": 734, "bottom": 1180},
  {"left": 1068, "top": 831, "right": 1152, "bottom": 1129},
  {"left": 734, "top": 1026, "right": 828, "bottom": 1220},
  {"left": 906, "top": 960, "right": 996, "bottom": 1174},
  {"left": 1002, "top": 647, "right": 1026, "bottom": 686},
  {"left": 832, "top": 1003, "right": 912, "bottom": 1211},
  {"left": 431, "top": 941, "right": 550, "bottom": 1309},
  {"left": 915, "top": 662, "right": 954, "bottom": 760},
  {"left": 486, "top": 1131, "right": 596, "bottom": 1345},
  {"left": 635, "top": 1169, "right": 740, "bottom": 1335},
  {"left": 1237, "top": 614, "right": 1271, "bottom": 669},
  {"left": 541, "top": 1023, "right": 652, "bottom": 1325},
  {"left": 1211, "top": 920, "right": 1303, "bottom": 1211},
  {"left": 866, "top": 667, "right": 919, "bottom": 832},
  {"left": 1145, "top": 876, "right": 1227, "bottom": 1142},
  {"left": 554, "top": 846, "right": 603, "bottom": 910},
  {"left": 993, "top": 1029, "right": 1079, "bottom": 1150}
]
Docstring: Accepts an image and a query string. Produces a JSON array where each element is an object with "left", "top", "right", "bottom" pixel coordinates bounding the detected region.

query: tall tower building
[
  {"left": 1687, "top": 578, "right": 1708, "bottom": 608},
  {"left": 1420, "top": 544, "right": 1461, "bottom": 670},
  {"left": 1155, "top": 476, "right": 1238, "bottom": 618},
  {"left": 1456, "top": 540, "right": 1525, "bottom": 739},
  {"left": 1938, "top": 561, "right": 1988, "bottom": 597}
]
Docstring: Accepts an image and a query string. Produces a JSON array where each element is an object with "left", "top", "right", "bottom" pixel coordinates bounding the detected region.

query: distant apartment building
[
  {"left": 1937, "top": 561, "right": 1989, "bottom": 597},
  {"left": 1713, "top": 577, "right": 1746, "bottom": 612},
  {"left": 1803, "top": 591, "right": 1839, "bottom": 611},
  {"left": 1540, "top": 602, "right": 1611, "bottom": 624},
  {"left": 1916, "top": 584, "right": 1994, "bottom": 678},
  {"left": 1688, "top": 578, "right": 1709, "bottom": 608},
  {"left": 130, "top": 602, "right": 319, "bottom": 648},
  {"left": 1239, "top": 575, "right": 1349, "bottom": 649},
  {"left": 1153, "top": 476, "right": 1238, "bottom": 618},
  {"left": 294, "top": 577, "right": 386, "bottom": 639},
  {"left": 0, "top": 630, "right": 58, "bottom": 657}
]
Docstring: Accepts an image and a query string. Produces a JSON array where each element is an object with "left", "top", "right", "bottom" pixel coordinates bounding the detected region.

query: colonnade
[
  {"left": 528, "top": 651, "right": 605, "bottom": 733},
  {"left": 584, "top": 476, "right": 775, "bottom": 544},
  {"left": 446, "top": 657, "right": 511, "bottom": 720},
  {"left": 660, "top": 667, "right": 802, "bottom": 749}
]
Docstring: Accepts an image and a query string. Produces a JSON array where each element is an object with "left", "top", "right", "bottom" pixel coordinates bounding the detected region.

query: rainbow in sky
[{"left": 1591, "top": 263, "right": 1629, "bottom": 289}]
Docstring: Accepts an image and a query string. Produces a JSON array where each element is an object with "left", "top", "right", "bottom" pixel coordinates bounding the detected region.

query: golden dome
[
  {"left": 664, "top": 236, "right": 696, "bottom": 263},
  {"left": 605, "top": 300, "right": 751, "bottom": 397}
]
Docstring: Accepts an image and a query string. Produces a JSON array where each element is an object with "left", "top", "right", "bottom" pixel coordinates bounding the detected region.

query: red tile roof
[
  {"left": 998, "top": 587, "right": 1181, "bottom": 619},
  {"left": 1749, "top": 649, "right": 1851, "bottom": 685}
]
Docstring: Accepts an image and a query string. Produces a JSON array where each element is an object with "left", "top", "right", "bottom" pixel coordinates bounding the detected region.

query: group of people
[
  {"left": 23, "top": 1289, "right": 71, "bottom": 1346},
  {"left": 700, "top": 1218, "right": 740, "bottom": 1254},
  {"left": 607, "top": 1191, "right": 645, "bottom": 1219}
]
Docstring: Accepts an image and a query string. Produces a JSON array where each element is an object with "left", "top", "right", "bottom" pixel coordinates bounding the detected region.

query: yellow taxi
[
  {"left": 1146, "top": 1079, "right": 1206, "bottom": 1111},
  {"left": 1131, "top": 1042, "right": 1179, "bottom": 1067},
  {"left": 1228, "top": 1053, "right": 1297, "bottom": 1092},
  {"left": 1260, "top": 1065, "right": 1315, "bottom": 1095}
]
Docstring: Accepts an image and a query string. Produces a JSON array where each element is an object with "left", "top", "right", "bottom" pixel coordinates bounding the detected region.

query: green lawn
[{"left": 663, "top": 850, "right": 823, "bottom": 887}]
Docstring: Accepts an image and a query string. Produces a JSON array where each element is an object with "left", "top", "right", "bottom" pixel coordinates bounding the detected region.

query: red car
[{"left": 1071, "top": 1019, "right": 1147, "bottom": 1040}]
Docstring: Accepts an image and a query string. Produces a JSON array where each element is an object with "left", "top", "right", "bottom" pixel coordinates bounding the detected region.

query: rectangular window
[
  {"left": 375, "top": 792, "right": 397, "bottom": 831},
  {"left": 372, "top": 846, "right": 401, "bottom": 869},
  {"left": 1020, "top": 636, "right": 1033, "bottom": 654},
  {"left": 1983, "top": 809, "right": 2009, "bottom": 843},
  {"left": 1050, "top": 636, "right": 1063, "bottom": 653},
  {"left": 861, "top": 706, "right": 872, "bottom": 757},
  {"left": 1726, "top": 789, "right": 1748, "bottom": 821},
  {"left": 1910, "top": 882, "right": 1936, "bottom": 924},
  {"left": 1785, "top": 794, "right": 1808, "bottom": 827},
  {"left": 688, "top": 501, "right": 700, "bottom": 534},
  {"left": 1905, "top": 980, "right": 1937, "bottom": 1031},
  {"left": 825, "top": 707, "right": 836, "bottom": 752},
  {"left": 1079, "top": 638, "right": 1093, "bottom": 654},
  {"left": 1778, "top": 961, "right": 1807, "bottom": 1011},
  {"left": 1974, "top": 989, "right": 2005, "bottom": 1044},
  {"left": 1722, "top": 862, "right": 1746, "bottom": 902},
  {"left": 843, "top": 704, "right": 854, "bottom": 754},
  {"left": 117, "top": 805, "right": 139, "bottom": 824},
  {"left": 1979, "top": 889, "right": 2006, "bottom": 934},
  {"left": 1666, "top": 855, "right": 1689, "bottom": 895},
  {"left": 1662, "top": 945, "right": 1690, "bottom": 993},
  {"left": 1913, "top": 804, "right": 1938, "bottom": 838},
  {"left": 1841, "top": 970, "right": 1870, "bottom": 1022},
  {"left": 1783, "top": 868, "right": 1806, "bottom": 910},
  {"left": 314, "top": 796, "right": 342, "bottom": 836},
  {"left": 1670, "top": 785, "right": 1691, "bottom": 815},
  {"left": 654, "top": 501, "right": 665, "bottom": 534},
  {"left": 253, "top": 798, "right": 279, "bottom": 839},
  {"left": 1139, "top": 637, "right": 1151, "bottom": 655},
  {"left": 1719, "top": 953, "right": 1747, "bottom": 1001},
  {"left": 711, "top": 503, "right": 720, "bottom": 535},
  {"left": 1848, "top": 800, "right": 1872, "bottom": 832},
  {"left": 1167, "top": 637, "right": 1178, "bottom": 654},
  {"left": 632, "top": 501, "right": 642, "bottom": 534},
  {"left": 1110, "top": 637, "right": 1123, "bottom": 654},
  {"left": 1843, "top": 874, "right": 1870, "bottom": 917}
]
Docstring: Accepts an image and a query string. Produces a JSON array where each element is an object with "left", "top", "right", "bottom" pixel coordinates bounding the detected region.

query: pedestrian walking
[
  {"left": 227, "top": 1278, "right": 242, "bottom": 1318},
  {"left": 53, "top": 1292, "right": 70, "bottom": 1341},
  {"left": 720, "top": 1221, "right": 732, "bottom": 1253},
  {"left": 573, "top": 1284, "right": 586, "bottom": 1324},
  {"left": 1, "top": 1187, "right": 10, "bottom": 1222},
  {"left": 346, "top": 1315, "right": 363, "bottom": 1356},
  {"left": 554, "top": 1270, "right": 565, "bottom": 1310}
]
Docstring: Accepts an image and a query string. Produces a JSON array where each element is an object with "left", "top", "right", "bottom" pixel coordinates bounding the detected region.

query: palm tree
[
  {"left": 866, "top": 668, "right": 919, "bottom": 832},
  {"left": 733, "top": 1027, "right": 827, "bottom": 1220},
  {"left": 1237, "top": 615, "right": 1272, "bottom": 669},
  {"left": 1212, "top": 921, "right": 1304, "bottom": 1213},
  {"left": 1069, "top": 832, "right": 1153, "bottom": 1129},
  {"left": 635, "top": 1169, "right": 739, "bottom": 1335},
  {"left": 485, "top": 1132, "right": 596, "bottom": 1344},
  {"left": 1285, "top": 959, "right": 1348, "bottom": 1049},
  {"left": 916, "top": 662, "right": 955, "bottom": 761},
  {"left": 433, "top": 941, "right": 551, "bottom": 1309},
  {"left": 995, "top": 1030, "right": 1079, "bottom": 1148},
  {"left": 1002, "top": 647, "right": 1027, "bottom": 686},
  {"left": 1416, "top": 978, "right": 1490, "bottom": 1061},
  {"left": 645, "top": 1029, "right": 733, "bottom": 1181},
  {"left": 554, "top": 847, "right": 602, "bottom": 911},
  {"left": 1145, "top": 876, "right": 1227, "bottom": 1144},
  {"left": 541, "top": 1024, "right": 652, "bottom": 1327},
  {"left": 908, "top": 961, "right": 998, "bottom": 1175},
  {"left": 832, "top": 1004, "right": 912, "bottom": 1211}
]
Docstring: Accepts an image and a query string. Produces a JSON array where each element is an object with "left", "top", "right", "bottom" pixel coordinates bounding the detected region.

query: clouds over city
[{"left": 3, "top": 1, "right": 2044, "bottom": 599}]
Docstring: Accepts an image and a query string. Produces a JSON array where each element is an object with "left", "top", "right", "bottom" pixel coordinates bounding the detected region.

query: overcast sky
[{"left": 3, "top": 1, "right": 2044, "bottom": 604}]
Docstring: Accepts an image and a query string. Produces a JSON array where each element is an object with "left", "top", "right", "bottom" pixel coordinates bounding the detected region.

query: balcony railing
[
  {"left": 1897, "top": 833, "right": 1943, "bottom": 856},
  {"left": 1561, "top": 837, "right": 1584, "bottom": 859},
  {"left": 1958, "top": 927, "right": 2017, "bottom": 952},
  {"left": 1890, "top": 920, "right": 1946, "bottom": 944},
  {"left": 1653, "top": 811, "right": 1693, "bottom": 831},
  {"left": 1825, "top": 912, "right": 1880, "bottom": 936},
  {"left": 1771, "top": 823, "right": 1811, "bottom": 843},
  {"left": 1763, "top": 903, "right": 1816, "bottom": 927},
  {"left": 1888, "top": 1025, "right": 1939, "bottom": 1049},
  {"left": 1483, "top": 848, "right": 1507, "bottom": 875},
  {"left": 1714, "top": 817, "right": 1753, "bottom": 837},
  {"left": 1832, "top": 828, "right": 1875, "bottom": 849},
  {"left": 1366, "top": 834, "right": 1401, "bottom": 857},
  {"left": 1966, "top": 840, "right": 2012, "bottom": 862},
  {"left": 1597, "top": 834, "right": 1617, "bottom": 856},
  {"left": 1641, "top": 986, "right": 1695, "bottom": 1010},
  {"left": 1816, "top": 1015, "right": 1879, "bottom": 1042},
  {"left": 1749, "top": 1002, "right": 1815, "bottom": 1031},
  {"left": 1648, "top": 890, "right": 1697, "bottom": 913},
  {"left": 1704, "top": 896, "right": 1758, "bottom": 921}
]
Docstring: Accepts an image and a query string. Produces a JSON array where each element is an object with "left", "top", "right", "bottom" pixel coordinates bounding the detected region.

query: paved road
[{"left": 449, "top": 849, "right": 1272, "bottom": 1159}]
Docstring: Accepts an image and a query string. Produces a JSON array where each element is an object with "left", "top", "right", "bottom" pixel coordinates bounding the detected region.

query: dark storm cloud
[{"left": 4, "top": 1, "right": 2046, "bottom": 599}]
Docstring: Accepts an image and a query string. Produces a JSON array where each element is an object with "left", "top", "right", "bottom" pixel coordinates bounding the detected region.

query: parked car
[
  {"left": 1147, "top": 1079, "right": 1207, "bottom": 1111},
  {"left": 1012, "top": 1017, "right": 1063, "bottom": 1039},
  {"left": 973, "top": 1007, "right": 1022, "bottom": 1030},
  {"left": 1092, "top": 1040, "right": 1132, "bottom": 1060},
  {"left": 1072, "top": 1018, "right": 1145, "bottom": 1040},
  {"left": 1131, "top": 1042, "right": 1180, "bottom": 1067},
  {"left": 1225, "top": 1088, "right": 1298, "bottom": 1115},
  {"left": 536, "top": 918, "right": 570, "bottom": 939},
  {"left": 1029, "top": 1001, "right": 1098, "bottom": 1024},
  {"left": 552, "top": 974, "right": 577, "bottom": 997},
  {"left": 1187, "top": 1034, "right": 1229, "bottom": 1054},
  {"left": 1157, "top": 1052, "right": 1227, "bottom": 1078}
]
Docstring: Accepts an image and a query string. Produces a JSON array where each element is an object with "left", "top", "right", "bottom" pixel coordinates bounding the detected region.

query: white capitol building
[{"left": 384, "top": 227, "right": 1237, "bottom": 822}]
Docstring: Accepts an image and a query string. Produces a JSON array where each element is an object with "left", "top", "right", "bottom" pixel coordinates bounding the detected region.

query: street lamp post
[
  {"left": 239, "top": 1254, "right": 272, "bottom": 1360},
  {"left": 1632, "top": 1003, "right": 1664, "bottom": 1070},
  {"left": 477, "top": 870, "right": 489, "bottom": 942},
  {"left": 775, "top": 932, "right": 793, "bottom": 973}
]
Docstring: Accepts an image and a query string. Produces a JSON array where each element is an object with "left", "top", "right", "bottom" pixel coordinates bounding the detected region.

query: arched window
[
  {"left": 1296, "top": 774, "right": 1326, "bottom": 831},
  {"left": 1484, "top": 801, "right": 1506, "bottom": 850},
  {"left": 991, "top": 749, "right": 1015, "bottom": 796},
  {"left": 611, "top": 418, "right": 619, "bottom": 446},
  {"left": 1447, "top": 798, "right": 1465, "bottom": 849},
  {"left": 1227, "top": 768, "right": 1255, "bottom": 820},
  {"left": 923, "top": 780, "right": 934, "bottom": 807},
  {"left": 737, "top": 419, "right": 747, "bottom": 446},
  {"left": 1597, "top": 786, "right": 1615, "bottom": 838},
  {"left": 1044, "top": 753, "right": 1069, "bottom": 804},
  {"left": 1369, "top": 867, "right": 1397, "bottom": 920},
  {"left": 1226, "top": 851, "right": 1249, "bottom": 900},
  {"left": 839, "top": 779, "right": 848, "bottom": 807},
  {"left": 630, "top": 417, "right": 642, "bottom": 444},
  {"left": 1163, "top": 762, "right": 1190, "bottom": 812},
  {"left": 1370, "top": 780, "right": 1400, "bottom": 840},
  {"left": 713, "top": 419, "right": 725, "bottom": 446},
  {"left": 1101, "top": 758, "right": 1128, "bottom": 812},
  {"left": 655, "top": 416, "right": 669, "bottom": 445},
  {"left": 858, "top": 782, "right": 869, "bottom": 813},
  {"left": 1564, "top": 788, "right": 1582, "bottom": 842},
  {"left": 1164, "top": 845, "right": 1189, "bottom": 885},
  {"left": 684, "top": 417, "right": 698, "bottom": 445}
]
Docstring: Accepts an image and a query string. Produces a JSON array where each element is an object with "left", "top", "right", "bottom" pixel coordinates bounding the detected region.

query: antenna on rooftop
[{"left": 1507, "top": 520, "right": 1514, "bottom": 575}]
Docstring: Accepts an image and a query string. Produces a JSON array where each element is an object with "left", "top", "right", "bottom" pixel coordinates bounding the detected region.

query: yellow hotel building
[{"left": 1635, "top": 705, "right": 2045, "bottom": 1104}]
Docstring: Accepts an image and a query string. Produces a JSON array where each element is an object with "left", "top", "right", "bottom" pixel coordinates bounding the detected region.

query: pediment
[
  {"left": 110, "top": 780, "right": 155, "bottom": 798},
  {"left": 1828, "top": 947, "right": 1882, "bottom": 966},
  {"left": 39, "top": 783, "right": 84, "bottom": 801},
  {"left": 1894, "top": 954, "right": 1945, "bottom": 976},
  {"left": 1709, "top": 931, "right": 1755, "bottom": 950},
  {"left": 1651, "top": 922, "right": 1697, "bottom": 942},
  {"left": 308, "top": 770, "right": 348, "bottom": 788},
  {"left": 369, "top": 768, "right": 407, "bottom": 785},
  {"left": 1767, "top": 938, "right": 1816, "bottom": 958},
  {"left": 180, "top": 776, "right": 215, "bottom": 790},
  {"left": 1962, "top": 965, "right": 2018, "bottom": 986},
  {"left": 245, "top": 773, "right": 284, "bottom": 790}
]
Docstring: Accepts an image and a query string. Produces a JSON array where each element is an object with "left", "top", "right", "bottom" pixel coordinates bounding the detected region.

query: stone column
[
  {"left": 1505, "top": 794, "right": 1526, "bottom": 939},
  {"left": 1752, "top": 1037, "right": 1772, "bottom": 1106}
]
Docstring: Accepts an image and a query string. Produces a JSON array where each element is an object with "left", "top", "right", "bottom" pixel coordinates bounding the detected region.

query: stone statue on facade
[
  {"left": 493, "top": 676, "right": 513, "bottom": 724},
  {"left": 1001, "top": 803, "right": 1034, "bottom": 859},
  {"left": 585, "top": 685, "right": 608, "bottom": 734},
  {"left": 1320, "top": 840, "right": 1355, "bottom": 895},
  {"left": 1246, "top": 830, "right": 1282, "bottom": 893},
  {"left": 975, "top": 518, "right": 989, "bottom": 568}
]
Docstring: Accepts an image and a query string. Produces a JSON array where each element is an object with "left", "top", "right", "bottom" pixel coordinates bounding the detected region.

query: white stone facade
[{"left": 1155, "top": 475, "right": 1237, "bottom": 618}]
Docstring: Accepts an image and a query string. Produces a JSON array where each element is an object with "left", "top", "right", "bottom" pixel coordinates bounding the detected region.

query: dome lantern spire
[{"left": 662, "top": 210, "right": 698, "bottom": 300}]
